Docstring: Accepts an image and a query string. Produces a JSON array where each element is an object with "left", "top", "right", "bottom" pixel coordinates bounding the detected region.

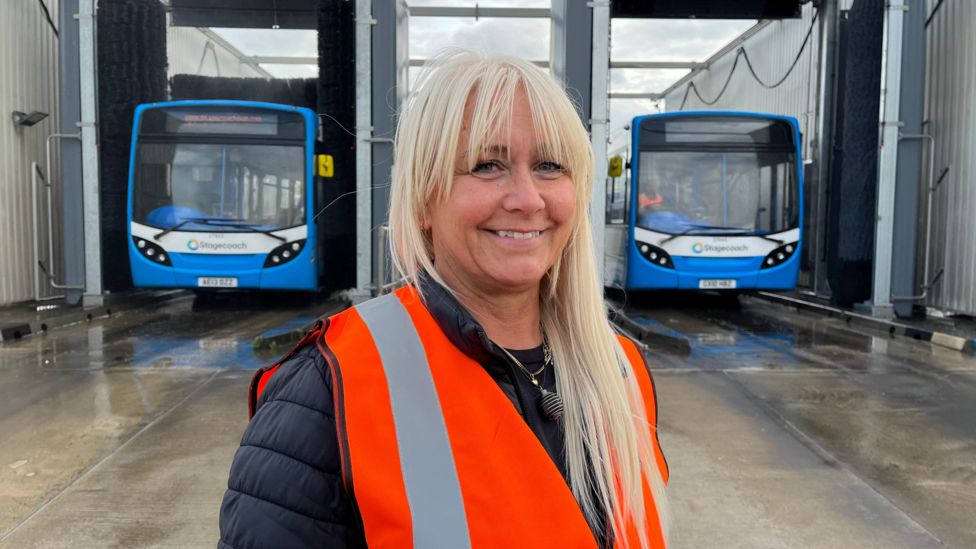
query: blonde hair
[{"left": 388, "top": 50, "right": 669, "bottom": 547}]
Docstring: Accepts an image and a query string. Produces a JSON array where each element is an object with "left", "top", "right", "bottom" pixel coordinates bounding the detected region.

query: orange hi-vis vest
[{"left": 252, "top": 285, "right": 669, "bottom": 548}]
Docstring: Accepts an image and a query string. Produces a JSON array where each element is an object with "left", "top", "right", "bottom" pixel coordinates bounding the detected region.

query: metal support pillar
[
  {"left": 79, "top": 0, "right": 103, "bottom": 305},
  {"left": 811, "top": 0, "right": 838, "bottom": 297},
  {"left": 551, "top": 0, "right": 601, "bottom": 280},
  {"left": 889, "top": 0, "right": 926, "bottom": 316},
  {"left": 58, "top": 0, "right": 85, "bottom": 305},
  {"left": 354, "top": 0, "right": 373, "bottom": 299},
  {"left": 370, "top": 0, "right": 408, "bottom": 293},
  {"left": 550, "top": 1, "right": 592, "bottom": 120},
  {"left": 869, "top": 0, "right": 906, "bottom": 313},
  {"left": 590, "top": 2, "right": 610, "bottom": 282}
]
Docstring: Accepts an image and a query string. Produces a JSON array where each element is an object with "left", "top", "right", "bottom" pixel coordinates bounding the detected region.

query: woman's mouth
[{"left": 492, "top": 230, "right": 542, "bottom": 239}]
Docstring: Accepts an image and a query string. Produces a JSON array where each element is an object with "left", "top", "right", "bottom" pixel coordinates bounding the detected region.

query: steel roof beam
[
  {"left": 609, "top": 92, "right": 665, "bottom": 100},
  {"left": 610, "top": 61, "right": 704, "bottom": 69},
  {"left": 407, "top": 6, "right": 550, "bottom": 18},
  {"left": 407, "top": 59, "right": 699, "bottom": 70},
  {"left": 247, "top": 55, "right": 318, "bottom": 65}
]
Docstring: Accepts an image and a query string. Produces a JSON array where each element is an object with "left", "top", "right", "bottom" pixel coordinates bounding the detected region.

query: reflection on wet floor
[
  {"left": 627, "top": 292, "right": 976, "bottom": 548},
  {"left": 0, "top": 293, "right": 336, "bottom": 545},
  {"left": 0, "top": 293, "right": 329, "bottom": 373}
]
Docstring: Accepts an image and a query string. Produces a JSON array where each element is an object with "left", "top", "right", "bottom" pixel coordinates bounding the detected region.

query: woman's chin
[{"left": 482, "top": 267, "right": 549, "bottom": 292}]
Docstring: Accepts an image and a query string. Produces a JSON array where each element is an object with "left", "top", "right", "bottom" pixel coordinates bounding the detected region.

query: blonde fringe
[{"left": 388, "top": 50, "right": 669, "bottom": 548}]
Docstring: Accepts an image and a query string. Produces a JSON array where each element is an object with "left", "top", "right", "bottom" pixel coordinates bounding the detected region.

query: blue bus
[
  {"left": 127, "top": 100, "right": 322, "bottom": 291},
  {"left": 605, "top": 111, "right": 803, "bottom": 292}
]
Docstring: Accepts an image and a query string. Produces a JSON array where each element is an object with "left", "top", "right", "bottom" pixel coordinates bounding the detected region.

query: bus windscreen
[
  {"left": 133, "top": 142, "right": 306, "bottom": 232},
  {"left": 635, "top": 116, "right": 798, "bottom": 235}
]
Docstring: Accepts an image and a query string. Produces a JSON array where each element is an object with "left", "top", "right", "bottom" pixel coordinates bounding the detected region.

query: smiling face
[{"left": 425, "top": 90, "right": 577, "bottom": 297}]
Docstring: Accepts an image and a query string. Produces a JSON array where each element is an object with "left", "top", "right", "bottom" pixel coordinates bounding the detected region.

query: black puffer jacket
[{"left": 218, "top": 280, "right": 611, "bottom": 548}]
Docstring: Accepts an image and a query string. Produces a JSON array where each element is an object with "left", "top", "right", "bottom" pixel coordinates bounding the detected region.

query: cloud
[
  {"left": 212, "top": 28, "right": 317, "bottom": 57},
  {"left": 607, "top": 19, "right": 754, "bottom": 137},
  {"left": 210, "top": 28, "right": 318, "bottom": 78},
  {"left": 410, "top": 17, "right": 549, "bottom": 60},
  {"left": 611, "top": 19, "right": 754, "bottom": 62}
]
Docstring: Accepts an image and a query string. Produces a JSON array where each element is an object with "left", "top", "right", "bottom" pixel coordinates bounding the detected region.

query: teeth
[{"left": 495, "top": 230, "right": 541, "bottom": 239}]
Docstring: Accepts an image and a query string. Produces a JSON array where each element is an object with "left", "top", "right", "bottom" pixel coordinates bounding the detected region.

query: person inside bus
[
  {"left": 637, "top": 175, "right": 665, "bottom": 217},
  {"left": 218, "top": 50, "right": 669, "bottom": 549}
]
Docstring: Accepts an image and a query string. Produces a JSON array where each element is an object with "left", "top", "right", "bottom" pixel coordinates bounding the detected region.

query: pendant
[{"left": 539, "top": 387, "right": 564, "bottom": 421}]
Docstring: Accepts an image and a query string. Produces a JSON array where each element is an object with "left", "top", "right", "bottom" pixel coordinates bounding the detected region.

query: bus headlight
[
  {"left": 264, "top": 239, "right": 306, "bottom": 268},
  {"left": 636, "top": 241, "right": 674, "bottom": 269},
  {"left": 761, "top": 242, "right": 798, "bottom": 269},
  {"left": 132, "top": 237, "right": 172, "bottom": 266}
]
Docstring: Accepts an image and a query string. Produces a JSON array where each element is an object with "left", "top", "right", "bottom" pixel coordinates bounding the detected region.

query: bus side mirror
[
  {"left": 317, "top": 154, "right": 334, "bottom": 178},
  {"left": 608, "top": 155, "right": 623, "bottom": 178}
]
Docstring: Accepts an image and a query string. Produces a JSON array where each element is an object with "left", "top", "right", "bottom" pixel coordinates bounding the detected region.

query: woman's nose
[{"left": 502, "top": 164, "right": 545, "bottom": 213}]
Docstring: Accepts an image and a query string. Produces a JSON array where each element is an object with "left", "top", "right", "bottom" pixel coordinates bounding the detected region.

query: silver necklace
[{"left": 497, "top": 342, "right": 565, "bottom": 421}]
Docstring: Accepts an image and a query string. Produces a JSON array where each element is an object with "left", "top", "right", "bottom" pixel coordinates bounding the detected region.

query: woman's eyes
[
  {"left": 535, "top": 161, "right": 565, "bottom": 178},
  {"left": 468, "top": 160, "right": 565, "bottom": 179},
  {"left": 470, "top": 160, "right": 505, "bottom": 177}
]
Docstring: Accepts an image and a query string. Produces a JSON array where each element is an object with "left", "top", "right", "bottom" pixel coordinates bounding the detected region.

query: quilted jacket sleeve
[{"left": 218, "top": 344, "right": 365, "bottom": 549}]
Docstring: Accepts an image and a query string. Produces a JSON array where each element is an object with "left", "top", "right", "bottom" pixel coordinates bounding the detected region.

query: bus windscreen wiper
[
  {"left": 209, "top": 220, "right": 286, "bottom": 242},
  {"left": 659, "top": 224, "right": 785, "bottom": 246},
  {"left": 153, "top": 217, "right": 236, "bottom": 240},
  {"left": 681, "top": 223, "right": 785, "bottom": 245},
  {"left": 153, "top": 217, "right": 285, "bottom": 242},
  {"left": 659, "top": 227, "right": 697, "bottom": 246}
]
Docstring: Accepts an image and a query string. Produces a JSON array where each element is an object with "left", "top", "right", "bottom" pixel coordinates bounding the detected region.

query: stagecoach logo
[
  {"left": 186, "top": 238, "right": 248, "bottom": 252},
  {"left": 693, "top": 241, "right": 749, "bottom": 254}
]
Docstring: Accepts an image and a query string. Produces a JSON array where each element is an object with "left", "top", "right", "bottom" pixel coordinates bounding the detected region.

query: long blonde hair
[{"left": 388, "top": 50, "right": 668, "bottom": 547}]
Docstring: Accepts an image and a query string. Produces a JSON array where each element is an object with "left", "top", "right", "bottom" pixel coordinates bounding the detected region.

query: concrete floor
[
  {"left": 0, "top": 293, "right": 974, "bottom": 548},
  {"left": 644, "top": 296, "right": 976, "bottom": 548}
]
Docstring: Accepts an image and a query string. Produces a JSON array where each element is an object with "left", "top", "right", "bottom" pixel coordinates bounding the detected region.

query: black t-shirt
[{"left": 503, "top": 344, "right": 564, "bottom": 473}]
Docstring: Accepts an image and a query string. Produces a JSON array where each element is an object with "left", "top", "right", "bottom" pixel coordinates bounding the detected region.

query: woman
[{"left": 219, "top": 50, "right": 669, "bottom": 549}]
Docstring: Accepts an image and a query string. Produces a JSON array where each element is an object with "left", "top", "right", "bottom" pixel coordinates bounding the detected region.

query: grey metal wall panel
[
  {"left": 0, "top": 0, "right": 62, "bottom": 305},
  {"left": 925, "top": 0, "right": 976, "bottom": 314},
  {"left": 664, "top": 4, "right": 822, "bottom": 160}
]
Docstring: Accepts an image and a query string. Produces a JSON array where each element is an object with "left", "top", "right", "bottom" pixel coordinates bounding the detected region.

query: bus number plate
[
  {"left": 197, "top": 277, "right": 238, "bottom": 288},
  {"left": 699, "top": 279, "right": 736, "bottom": 290}
]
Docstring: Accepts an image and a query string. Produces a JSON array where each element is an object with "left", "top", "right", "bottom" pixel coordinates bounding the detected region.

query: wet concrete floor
[
  {"left": 636, "top": 293, "right": 976, "bottom": 548},
  {"left": 0, "top": 292, "right": 973, "bottom": 547},
  {"left": 0, "top": 293, "right": 337, "bottom": 548}
]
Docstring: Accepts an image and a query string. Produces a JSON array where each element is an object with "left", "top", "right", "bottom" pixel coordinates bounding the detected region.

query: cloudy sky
[{"left": 207, "top": 1, "right": 754, "bottom": 136}]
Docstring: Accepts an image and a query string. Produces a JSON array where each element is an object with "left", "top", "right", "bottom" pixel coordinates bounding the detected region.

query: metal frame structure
[
  {"left": 590, "top": 2, "right": 611, "bottom": 280},
  {"left": 369, "top": 0, "right": 409, "bottom": 294},
  {"left": 810, "top": 0, "right": 839, "bottom": 297},
  {"left": 58, "top": 0, "right": 86, "bottom": 305},
  {"left": 888, "top": 0, "right": 928, "bottom": 316},
  {"left": 79, "top": 0, "right": 102, "bottom": 305},
  {"left": 355, "top": 0, "right": 373, "bottom": 298},
  {"left": 869, "top": 0, "right": 906, "bottom": 314}
]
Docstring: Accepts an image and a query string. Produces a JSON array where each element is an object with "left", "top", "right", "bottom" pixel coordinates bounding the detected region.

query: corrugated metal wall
[
  {"left": 0, "top": 0, "right": 62, "bottom": 305},
  {"left": 664, "top": 4, "right": 822, "bottom": 160},
  {"left": 925, "top": 0, "right": 976, "bottom": 314},
  {"left": 167, "top": 20, "right": 267, "bottom": 78}
]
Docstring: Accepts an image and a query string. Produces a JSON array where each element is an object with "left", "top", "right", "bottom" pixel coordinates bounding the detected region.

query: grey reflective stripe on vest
[{"left": 355, "top": 293, "right": 472, "bottom": 549}]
